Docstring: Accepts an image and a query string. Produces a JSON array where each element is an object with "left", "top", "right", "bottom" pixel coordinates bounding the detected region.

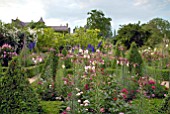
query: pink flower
[
  {"left": 66, "top": 107, "right": 71, "bottom": 111},
  {"left": 151, "top": 86, "right": 156, "bottom": 89},
  {"left": 148, "top": 80, "right": 155, "bottom": 84},
  {"left": 100, "top": 108, "right": 105, "bottom": 113},
  {"left": 38, "top": 81, "right": 42, "bottom": 85},
  {"left": 152, "top": 94, "right": 155, "bottom": 97},
  {"left": 84, "top": 84, "right": 89, "bottom": 90},
  {"left": 121, "top": 88, "right": 128, "bottom": 94},
  {"left": 61, "top": 111, "right": 67, "bottom": 114}
]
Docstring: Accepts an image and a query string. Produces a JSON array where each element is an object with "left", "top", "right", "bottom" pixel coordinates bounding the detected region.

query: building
[{"left": 12, "top": 17, "right": 70, "bottom": 34}]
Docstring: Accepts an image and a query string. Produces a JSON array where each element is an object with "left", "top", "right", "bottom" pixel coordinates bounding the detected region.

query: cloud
[
  {"left": 134, "top": 0, "right": 149, "bottom": 6},
  {"left": 0, "top": 0, "right": 169, "bottom": 32}
]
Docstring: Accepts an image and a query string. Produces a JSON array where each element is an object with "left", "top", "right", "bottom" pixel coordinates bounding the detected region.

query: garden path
[
  {"left": 161, "top": 81, "right": 169, "bottom": 88},
  {"left": 28, "top": 74, "right": 40, "bottom": 83}
]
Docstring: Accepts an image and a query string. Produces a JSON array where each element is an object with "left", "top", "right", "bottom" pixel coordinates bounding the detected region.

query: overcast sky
[{"left": 0, "top": 0, "right": 170, "bottom": 32}]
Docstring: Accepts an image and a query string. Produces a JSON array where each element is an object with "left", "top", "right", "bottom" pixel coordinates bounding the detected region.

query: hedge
[
  {"left": 40, "top": 101, "right": 65, "bottom": 114},
  {"left": 146, "top": 66, "right": 170, "bottom": 81},
  {"left": 25, "top": 63, "right": 44, "bottom": 78}
]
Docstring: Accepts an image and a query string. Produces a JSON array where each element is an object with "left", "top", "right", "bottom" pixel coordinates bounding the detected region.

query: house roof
[
  {"left": 12, "top": 17, "right": 70, "bottom": 33},
  {"left": 48, "top": 26, "right": 69, "bottom": 32}
]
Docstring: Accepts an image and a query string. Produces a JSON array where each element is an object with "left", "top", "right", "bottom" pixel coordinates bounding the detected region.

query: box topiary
[
  {"left": 0, "top": 57, "right": 42, "bottom": 114},
  {"left": 127, "top": 42, "right": 143, "bottom": 76}
]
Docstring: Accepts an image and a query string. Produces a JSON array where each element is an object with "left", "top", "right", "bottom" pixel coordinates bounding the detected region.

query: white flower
[
  {"left": 84, "top": 50, "right": 88, "bottom": 54},
  {"left": 96, "top": 49, "right": 100, "bottom": 53},
  {"left": 84, "top": 103, "right": 89, "bottom": 106},
  {"left": 87, "top": 55, "right": 90, "bottom": 59},
  {"left": 166, "top": 44, "right": 168, "bottom": 48},
  {"left": 84, "top": 100, "right": 90, "bottom": 104},
  {"left": 92, "top": 66, "right": 95, "bottom": 72},
  {"left": 92, "top": 61, "right": 96, "bottom": 65},
  {"left": 80, "top": 104, "right": 83, "bottom": 106},
  {"left": 55, "top": 97, "right": 62, "bottom": 100},
  {"left": 79, "top": 48, "right": 83, "bottom": 53},
  {"left": 80, "top": 91, "right": 83, "bottom": 94},
  {"left": 32, "top": 57, "right": 35, "bottom": 61},
  {"left": 78, "top": 100, "right": 81, "bottom": 103},
  {"left": 84, "top": 55, "right": 87, "bottom": 58},
  {"left": 76, "top": 93, "right": 81, "bottom": 96},
  {"left": 62, "top": 64, "right": 65, "bottom": 69},
  {"left": 154, "top": 48, "right": 157, "bottom": 52},
  {"left": 75, "top": 88, "right": 80, "bottom": 91},
  {"left": 39, "top": 57, "right": 42, "bottom": 62}
]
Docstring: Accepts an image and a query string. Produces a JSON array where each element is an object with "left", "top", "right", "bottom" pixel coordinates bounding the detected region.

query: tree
[
  {"left": 142, "top": 18, "right": 170, "bottom": 47},
  {"left": 115, "top": 22, "right": 150, "bottom": 49},
  {"left": 86, "top": 9, "right": 112, "bottom": 38},
  {"left": 0, "top": 57, "right": 41, "bottom": 113}
]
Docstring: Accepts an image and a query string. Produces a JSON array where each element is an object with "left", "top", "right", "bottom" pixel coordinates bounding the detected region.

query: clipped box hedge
[
  {"left": 146, "top": 66, "right": 170, "bottom": 81},
  {"left": 25, "top": 64, "right": 44, "bottom": 78},
  {"left": 40, "top": 101, "right": 65, "bottom": 114}
]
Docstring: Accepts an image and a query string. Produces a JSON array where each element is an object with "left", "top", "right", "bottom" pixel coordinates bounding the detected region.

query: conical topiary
[
  {"left": 127, "top": 42, "right": 143, "bottom": 76},
  {"left": 0, "top": 57, "right": 42, "bottom": 114}
]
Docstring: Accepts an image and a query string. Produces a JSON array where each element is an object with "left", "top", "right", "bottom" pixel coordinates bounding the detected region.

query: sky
[{"left": 0, "top": 0, "right": 170, "bottom": 32}]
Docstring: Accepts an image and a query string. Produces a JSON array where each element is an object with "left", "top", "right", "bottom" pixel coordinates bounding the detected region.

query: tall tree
[
  {"left": 142, "top": 18, "right": 170, "bottom": 47},
  {"left": 86, "top": 9, "right": 112, "bottom": 38},
  {"left": 115, "top": 22, "right": 150, "bottom": 49}
]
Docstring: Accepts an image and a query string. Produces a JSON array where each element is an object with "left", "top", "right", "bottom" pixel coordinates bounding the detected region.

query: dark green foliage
[
  {"left": 62, "top": 48, "right": 67, "bottom": 56},
  {"left": 0, "top": 57, "right": 42, "bottom": 114},
  {"left": 127, "top": 42, "right": 143, "bottom": 76},
  {"left": 115, "top": 22, "right": 150, "bottom": 49},
  {"left": 159, "top": 91, "right": 170, "bottom": 113}
]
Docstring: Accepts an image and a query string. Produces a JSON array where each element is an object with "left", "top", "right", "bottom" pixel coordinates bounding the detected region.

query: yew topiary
[
  {"left": 127, "top": 42, "right": 143, "bottom": 76},
  {"left": 0, "top": 57, "right": 42, "bottom": 114}
]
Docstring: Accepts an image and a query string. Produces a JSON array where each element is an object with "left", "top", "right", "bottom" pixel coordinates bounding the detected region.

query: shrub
[
  {"left": 127, "top": 42, "right": 143, "bottom": 76},
  {"left": 0, "top": 57, "right": 42, "bottom": 113},
  {"left": 146, "top": 66, "right": 170, "bottom": 81},
  {"left": 40, "top": 101, "right": 65, "bottom": 114}
]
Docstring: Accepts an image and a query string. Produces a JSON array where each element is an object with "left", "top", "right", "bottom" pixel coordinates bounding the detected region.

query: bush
[
  {"left": 0, "top": 57, "right": 42, "bottom": 113},
  {"left": 127, "top": 42, "right": 143, "bottom": 76},
  {"left": 146, "top": 66, "right": 170, "bottom": 81},
  {"left": 132, "top": 98, "right": 163, "bottom": 114},
  {"left": 40, "top": 101, "right": 65, "bottom": 114},
  {"left": 25, "top": 63, "right": 44, "bottom": 78}
]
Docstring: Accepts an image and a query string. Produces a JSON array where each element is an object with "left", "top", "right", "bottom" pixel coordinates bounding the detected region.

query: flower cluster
[
  {"left": 32, "top": 56, "right": 43, "bottom": 64},
  {"left": 0, "top": 44, "right": 17, "bottom": 66}
]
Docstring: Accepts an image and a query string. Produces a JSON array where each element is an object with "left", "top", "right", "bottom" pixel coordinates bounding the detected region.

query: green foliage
[
  {"left": 40, "top": 101, "right": 65, "bottom": 114},
  {"left": 127, "top": 42, "right": 143, "bottom": 76},
  {"left": 146, "top": 66, "right": 170, "bottom": 81},
  {"left": 132, "top": 98, "right": 163, "bottom": 114},
  {"left": 0, "top": 57, "right": 42, "bottom": 113},
  {"left": 159, "top": 91, "right": 170, "bottom": 113},
  {"left": 25, "top": 63, "right": 44, "bottom": 78},
  {"left": 86, "top": 9, "right": 112, "bottom": 38},
  {"left": 115, "top": 22, "right": 150, "bottom": 49},
  {"left": 143, "top": 18, "right": 170, "bottom": 47}
]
